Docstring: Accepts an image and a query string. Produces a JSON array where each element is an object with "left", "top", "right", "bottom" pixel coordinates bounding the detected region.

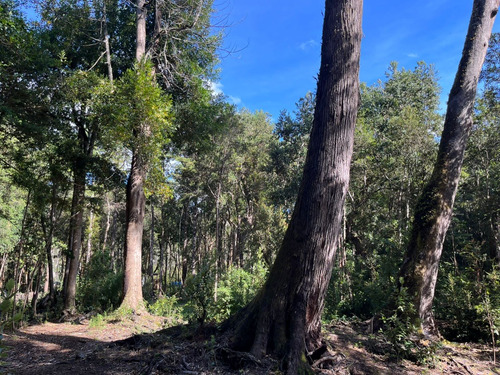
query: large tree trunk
[
  {"left": 119, "top": 0, "right": 147, "bottom": 312},
  {"left": 398, "top": 0, "right": 499, "bottom": 337},
  {"left": 121, "top": 150, "right": 146, "bottom": 310},
  {"left": 224, "top": 0, "right": 362, "bottom": 373}
]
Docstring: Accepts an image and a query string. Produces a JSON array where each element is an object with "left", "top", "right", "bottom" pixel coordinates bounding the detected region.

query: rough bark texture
[
  {"left": 63, "top": 166, "right": 85, "bottom": 312},
  {"left": 120, "top": 0, "right": 147, "bottom": 312},
  {"left": 63, "top": 104, "right": 96, "bottom": 312},
  {"left": 122, "top": 151, "right": 146, "bottom": 311},
  {"left": 225, "top": 0, "right": 362, "bottom": 373},
  {"left": 398, "top": 0, "right": 499, "bottom": 336},
  {"left": 135, "top": 0, "right": 147, "bottom": 61}
]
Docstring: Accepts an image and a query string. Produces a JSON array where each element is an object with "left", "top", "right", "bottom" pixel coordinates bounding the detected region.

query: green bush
[
  {"left": 183, "top": 261, "right": 214, "bottom": 324},
  {"left": 211, "top": 262, "right": 267, "bottom": 322},
  {"left": 77, "top": 251, "right": 123, "bottom": 312},
  {"left": 182, "top": 260, "right": 268, "bottom": 324},
  {"left": 382, "top": 284, "right": 439, "bottom": 366},
  {"left": 148, "top": 295, "right": 183, "bottom": 325},
  {"left": 434, "top": 242, "right": 500, "bottom": 345}
]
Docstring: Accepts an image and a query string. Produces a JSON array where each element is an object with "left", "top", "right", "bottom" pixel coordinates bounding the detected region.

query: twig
[
  {"left": 181, "top": 356, "right": 191, "bottom": 370},
  {"left": 313, "top": 355, "right": 339, "bottom": 368},
  {"left": 450, "top": 357, "right": 474, "bottom": 375}
]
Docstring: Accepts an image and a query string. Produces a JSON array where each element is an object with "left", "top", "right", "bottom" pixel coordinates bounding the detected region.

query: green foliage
[
  {"left": 183, "top": 261, "right": 214, "bottom": 325},
  {"left": 89, "top": 313, "right": 106, "bottom": 329},
  {"left": 270, "top": 92, "right": 314, "bottom": 214},
  {"left": 104, "top": 61, "right": 172, "bottom": 156},
  {"left": 148, "top": 295, "right": 183, "bottom": 326},
  {"left": 0, "top": 278, "right": 17, "bottom": 358},
  {"left": 325, "top": 61, "right": 442, "bottom": 321},
  {"left": 435, "top": 55, "right": 500, "bottom": 344},
  {"left": 182, "top": 259, "right": 268, "bottom": 324},
  {"left": 0, "top": 279, "right": 15, "bottom": 319},
  {"left": 101, "top": 61, "right": 174, "bottom": 198},
  {"left": 382, "top": 283, "right": 439, "bottom": 366},
  {"left": 211, "top": 262, "right": 267, "bottom": 321},
  {"left": 77, "top": 251, "right": 123, "bottom": 312}
]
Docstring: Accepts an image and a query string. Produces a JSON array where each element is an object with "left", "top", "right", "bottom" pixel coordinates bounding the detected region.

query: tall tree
[
  {"left": 224, "top": 0, "right": 363, "bottom": 373},
  {"left": 61, "top": 72, "right": 103, "bottom": 313},
  {"left": 398, "top": 0, "right": 499, "bottom": 336},
  {"left": 120, "top": 0, "right": 219, "bottom": 311},
  {"left": 119, "top": 0, "right": 149, "bottom": 312}
]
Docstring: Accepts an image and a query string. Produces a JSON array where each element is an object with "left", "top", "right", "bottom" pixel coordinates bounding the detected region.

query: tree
[
  {"left": 398, "top": 0, "right": 499, "bottom": 336},
  {"left": 224, "top": 0, "right": 363, "bottom": 372},
  {"left": 119, "top": 0, "right": 220, "bottom": 311},
  {"left": 61, "top": 72, "right": 105, "bottom": 313},
  {"left": 32, "top": 0, "right": 123, "bottom": 313},
  {"left": 324, "top": 62, "right": 442, "bottom": 319},
  {"left": 117, "top": 62, "right": 172, "bottom": 311}
]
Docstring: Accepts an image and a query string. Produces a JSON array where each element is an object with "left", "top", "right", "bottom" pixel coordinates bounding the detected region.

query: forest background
[{"left": 0, "top": 0, "right": 499, "bottom": 365}]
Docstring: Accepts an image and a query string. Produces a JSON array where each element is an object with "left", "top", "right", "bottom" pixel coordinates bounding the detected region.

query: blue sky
[{"left": 212, "top": 0, "right": 500, "bottom": 121}]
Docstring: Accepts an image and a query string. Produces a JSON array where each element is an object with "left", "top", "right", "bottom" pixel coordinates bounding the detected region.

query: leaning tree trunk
[
  {"left": 224, "top": 0, "right": 362, "bottom": 373},
  {"left": 398, "top": 0, "right": 499, "bottom": 337}
]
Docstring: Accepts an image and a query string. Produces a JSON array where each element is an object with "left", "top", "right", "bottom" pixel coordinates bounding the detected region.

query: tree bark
[
  {"left": 122, "top": 150, "right": 146, "bottom": 310},
  {"left": 85, "top": 208, "right": 94, "bottom": 267},
  {"left": 119, "top": 0, "right": 148, "bottom": 312},
  {"left": 148, "top": 202, "right": 155, "bottom": 283},
  {"left": 63, "top": 166, "right": 86, "bottom": 312},
  {"left": 398, "top": 0, "right": 499, "bottom": 336},
  {"left": 224, "top": 0, "right": 362, "bottom": 373},
  {"left": 40, "top": 185, "right": 57, "bottom": 305}
]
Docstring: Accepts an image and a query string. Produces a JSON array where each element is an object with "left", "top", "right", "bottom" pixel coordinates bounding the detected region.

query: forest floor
[{"left": 2, "top": 314, "right": 500, "bottom": 375}]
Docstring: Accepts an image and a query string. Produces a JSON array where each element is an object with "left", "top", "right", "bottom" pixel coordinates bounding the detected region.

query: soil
[{"left": 2, "top": 316, "right": 500, "bottom": 375}]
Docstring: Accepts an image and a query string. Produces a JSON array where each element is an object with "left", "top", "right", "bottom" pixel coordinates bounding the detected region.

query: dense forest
[{"left": 0, "top": 0, "right": 499, "bottom": 374}]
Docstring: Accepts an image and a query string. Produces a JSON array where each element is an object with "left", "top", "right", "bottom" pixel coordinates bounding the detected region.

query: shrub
[
  {"left": 77, "top": 251, "right": 123, "bottom": 312},
  {"left": 182, "top": 260, "right": 268, "bottom": 324},
  {"left": 211, "top": 261, "right": 267, "bottom": 322},
  {"left": 148, "top": 295, "right": 183, "bottom": 326}
]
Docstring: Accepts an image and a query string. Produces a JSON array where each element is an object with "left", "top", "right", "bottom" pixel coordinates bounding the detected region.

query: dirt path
[
  {"left": 2, "top": 318, "right": 500, "bottom": 374},
  {"left": 2, "top": 315, "right": 165, "bottom": 375}
]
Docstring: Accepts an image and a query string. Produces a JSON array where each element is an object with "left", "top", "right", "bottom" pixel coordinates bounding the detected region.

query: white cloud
[
  {"left": 299, "top": 39, "right": 319, "bottom": 51},
  {"left": 407, "top": 53, "right": 418, "bottom": 58},
  {"left": 207, "top": 80, "right": 224, "bottom": 96},
  {"left": 228, "top": 95, "right": 242, "bottom": 105},
  {"left": 205, "top": 80, "right": 242, "bottom": 106}
]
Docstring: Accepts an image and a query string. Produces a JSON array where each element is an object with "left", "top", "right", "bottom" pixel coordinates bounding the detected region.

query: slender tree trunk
[
  {"left": 135, "top": 0, "right": 147, "bottom": 61},
  {"left": 41, "top": 185, "right": 57, "bottom": 304},
  {"left": 31, "top": 261, "right": 42, "bottom": 316},
  {"left": 225, "top": 1, "right": 362, "bottom": 372},
  {"left": 158, "top": 231, "right": 165, "bottom": 293},
  {"left": 103, "top": 2, "right": 114, "bottom": 84},
  {"left": 398, "top": 0, "right": 499, "bottom": 336},
  {"left": 102, "top": 193, "right": 111, "bottom": 252},
  {"left": 43, "top": 263, "right": 49, "bottom": 294},
  {"left": 0, "top": 253, "right": 7, "bottom": 288},
  {"left": 63, "top": 166, "right": 86, "bottom": 312},
  {"left": 492, "top": 216, "right": 500, "bottom": 266},
  {"left": 148, "top": 202, "right": 155, "bottom": 283},
  {"left": 85, "top": 208, "right": 94, "bottom": 267}
]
